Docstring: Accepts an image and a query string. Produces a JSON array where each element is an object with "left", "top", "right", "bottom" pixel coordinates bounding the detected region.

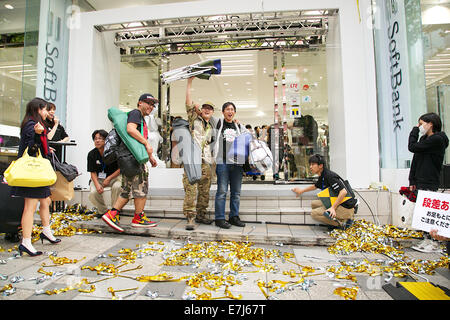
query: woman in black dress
[
  {"left": 11, "top": 97, "right": 61, "bottom": 257},
  {"left": 45, "top": 102, "right": 69, "bottom": 161}
]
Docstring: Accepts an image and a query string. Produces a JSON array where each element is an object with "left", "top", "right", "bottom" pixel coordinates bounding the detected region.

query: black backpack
[
  {"left": 103, "top": 129, "right": 121, "bottom": 165},
  {"left": 116, "top": 141, "right": 143, "bottom": 178}
]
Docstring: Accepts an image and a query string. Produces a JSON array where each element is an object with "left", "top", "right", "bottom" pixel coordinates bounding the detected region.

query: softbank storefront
[{"left": 0, "top": 0, "right": 449, "bottom": 223}]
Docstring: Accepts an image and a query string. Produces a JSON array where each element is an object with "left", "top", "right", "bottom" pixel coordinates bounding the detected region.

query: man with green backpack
[{"left": 102, "top": 94, "right": 158, "bottom": 232}]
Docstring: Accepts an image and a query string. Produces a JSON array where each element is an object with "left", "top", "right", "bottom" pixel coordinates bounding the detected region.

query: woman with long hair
[
  {"left": 45, "top": 102, "right": 69, "bottom": 161},
  {"left": 11, "top": 97, "right": 61, "bottom": 257},
  {"left": 408, "top": 112, "right": 449, "bottom": 253}
]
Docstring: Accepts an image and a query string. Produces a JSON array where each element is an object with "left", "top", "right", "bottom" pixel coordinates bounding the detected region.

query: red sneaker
[
  {"left": 131, "top": 211, "right": 157, "bottom": 228},
  {"left": 102, "top": 209, "right": 124, "bottom": 232}
]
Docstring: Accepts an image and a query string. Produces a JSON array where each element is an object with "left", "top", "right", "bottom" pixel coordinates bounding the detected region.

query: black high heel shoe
[
  {"left": 40, "top": 233, "right": 61, "bottom": 244},
  {"left": 18, "top": 244, "right": 43, "bottom": 257}
]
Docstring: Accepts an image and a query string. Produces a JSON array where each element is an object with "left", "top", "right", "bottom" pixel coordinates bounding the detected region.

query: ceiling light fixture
[
  {"left": 206, "top": 54, "right": 254, "bottom": 59},
  {"left": 220, "top": 60, "right": 254, "bottom": 64},
  {"left": 425, "top": 64, "right": 450, "bottom": 67},
  {"left": 0, "top": 64, "right": 32, "bottom": 69},
  {"left": 425, "top": 68, "right": 450, "bottom": 72},
  {"left": 126, "top": 22, "right": 142, "bottom": 28},
  {"left": 9, "top": 69, "right": 37, "bottom": 73},
  {"left": 221, "top": 64, "right": 254, "bottom": 68},
  {"left": 220, "top": 73, "right": 255, "bottom": 77},
  {"left": 237, "top": 104, "right": 257, "bottom": 109},
  {"left": 427, "top": 59, "right": 450, "bottom": 62},
  {"left": 221, "top": 70, "right": 255, "bottom": 73},
  {"left": 4, "top": 4, "right": 14, "bottom": 9}
]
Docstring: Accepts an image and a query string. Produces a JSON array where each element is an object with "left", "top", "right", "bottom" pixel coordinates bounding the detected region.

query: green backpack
[{"left": 107, "top": 107, "right": 149, "bottom": 164}]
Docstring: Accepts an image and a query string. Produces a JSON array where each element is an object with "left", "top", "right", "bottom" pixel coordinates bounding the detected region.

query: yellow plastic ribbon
[{"left": 334, "top": 286, "right": 359, "bottom": 300}]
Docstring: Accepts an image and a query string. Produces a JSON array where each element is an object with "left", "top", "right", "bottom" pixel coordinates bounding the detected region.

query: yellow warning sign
[{"left": 317, "top": 188, "right": 352, "bottom": 208}]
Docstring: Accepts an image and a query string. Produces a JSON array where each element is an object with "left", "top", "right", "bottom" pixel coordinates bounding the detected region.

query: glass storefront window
[
  {"left": 118, "top": 48, "right": 330, "bottom": 182},
  {"left": 0, "top": 0, "right": 40, "bottom": 128},
  {"left": 281, "top": 49, "right": 329, "bottom": 180},
  {"left": 119, "top": 57, "right": 159, "bottom": 112},
  {"left": 421, "top": 0, "right": 450, "bottom": 164},
  {"left": 0, "top": 0, "right": 40, "bottom": 172}
]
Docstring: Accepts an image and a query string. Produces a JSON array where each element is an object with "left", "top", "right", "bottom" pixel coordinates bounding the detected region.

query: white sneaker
[{"left": 412, "top": 239, "right": 441, "bottom": 253}]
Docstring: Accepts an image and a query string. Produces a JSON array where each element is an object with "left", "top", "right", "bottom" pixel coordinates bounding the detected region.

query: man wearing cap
[
  {"left": 181, "top": 77, "right": 215, "bottom": 230},
  {"left": 101, "top": 94, "right": 158, "bottom": 232}
]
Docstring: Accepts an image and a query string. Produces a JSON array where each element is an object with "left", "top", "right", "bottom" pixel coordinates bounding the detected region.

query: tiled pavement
[{"left": 1, "top": 216, "right": 449, "bottom": 301}]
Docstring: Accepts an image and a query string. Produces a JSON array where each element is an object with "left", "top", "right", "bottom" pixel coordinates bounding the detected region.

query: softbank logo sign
[{"left": 38, "top": 1, "right": 76, "bottom": 122}]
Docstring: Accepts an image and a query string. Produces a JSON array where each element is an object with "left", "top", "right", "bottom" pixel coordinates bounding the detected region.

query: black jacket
[
  {"left": 18, "top": 119, "right": 49, "bottom": 159},
  {"left": 408, "top": 127, "right": 449, "bottom": 190}
]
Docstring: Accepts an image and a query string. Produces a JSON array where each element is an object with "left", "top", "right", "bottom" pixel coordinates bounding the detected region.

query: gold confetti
[
  {"left": 42, "top": 255, "right": 86, "bottom": 267},
  {"left": 333, "top": 286, "right": 359, "bottom": 300},
  {"left": 0, "top": 284, "right": 13, "bottom": 293}
]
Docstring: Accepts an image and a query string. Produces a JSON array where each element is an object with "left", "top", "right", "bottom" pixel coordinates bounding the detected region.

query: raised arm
[
  {"left": 186, "top": 77, "right": 194, "bottom": 107},
  {"left": 408, "top": 127, "right": 441, "bottom": 153}
]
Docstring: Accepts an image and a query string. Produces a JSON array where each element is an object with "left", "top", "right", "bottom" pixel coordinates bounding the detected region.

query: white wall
[
  {"left": 66, "top": 22, "right": 120, "bottom": 187},
  {"left": 66, "top": 0, "right": 380, "bottom": 188},
  {"left": 326, "top": 15, "right": 347, "bottom": 178}
]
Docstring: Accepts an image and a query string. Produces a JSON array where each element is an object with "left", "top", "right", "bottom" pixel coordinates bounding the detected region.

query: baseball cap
[
  {"left": 138, "top": 93, "right": 159, "bottom": 104},
  {"left": 202, "top": 101, "right": 215, "bottom": 110}
]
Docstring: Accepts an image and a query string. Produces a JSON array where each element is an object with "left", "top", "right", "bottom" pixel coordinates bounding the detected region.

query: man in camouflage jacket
[{"left": 183, "top": 77, "right": 215, "bottom": 230}]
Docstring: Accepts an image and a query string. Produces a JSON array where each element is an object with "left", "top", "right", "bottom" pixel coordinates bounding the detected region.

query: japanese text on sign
[{"left": 412, "top": 190, "right": 450, "bottom": 238}]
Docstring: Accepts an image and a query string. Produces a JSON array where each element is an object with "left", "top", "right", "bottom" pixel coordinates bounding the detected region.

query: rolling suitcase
[{"left": 0, "top": 177, "right": 24, "bottom": 241}]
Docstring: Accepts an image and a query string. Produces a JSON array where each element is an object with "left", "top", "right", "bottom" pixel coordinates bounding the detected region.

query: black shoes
[
  {"left": 215, "top": 216, "right": 246, "bottom": 228},
  {"left": 40, "top": 233, "right": 62, "bottom": 244},
  {"left": 215, "top": 219, "right": 231, "bottom": 229},
  {"left": 18, "top": 244, "right": 43, "bottom": 257},
  {"left": 229, "top": 216, "right": 246, "bottom": 227}
]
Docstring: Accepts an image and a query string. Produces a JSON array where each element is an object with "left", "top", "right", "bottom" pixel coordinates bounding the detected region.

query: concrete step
[
  {"left": 120, "top": 206, "right": 311, "bottom": 224},
  {"left": 70, "top": 216, "right": 337, "bottom": 246},
  {"left": 67, "top": 186, "right": 392, "bottom": 225}
]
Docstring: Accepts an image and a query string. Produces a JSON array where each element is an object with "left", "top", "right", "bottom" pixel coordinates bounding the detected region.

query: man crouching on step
[
  {"left": 182, "top": 77, "right": 215, "bottom": 230},
  {"left": 291, "top": 154, "right": 357, "bottom": 230}
]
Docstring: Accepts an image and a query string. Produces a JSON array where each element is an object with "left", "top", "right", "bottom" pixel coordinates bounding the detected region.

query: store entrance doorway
[{"left": 108, "top": 9, "right": 337, "bottom": 183}]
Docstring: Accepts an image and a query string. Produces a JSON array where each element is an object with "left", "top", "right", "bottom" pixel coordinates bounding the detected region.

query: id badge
[{"left": 98, "top": 172, "right": 107, "bottom": 179}]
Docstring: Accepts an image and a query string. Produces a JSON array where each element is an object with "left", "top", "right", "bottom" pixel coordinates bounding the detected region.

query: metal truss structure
[{"left": 96, "top": 9, "right": 337, "bottom": 54}]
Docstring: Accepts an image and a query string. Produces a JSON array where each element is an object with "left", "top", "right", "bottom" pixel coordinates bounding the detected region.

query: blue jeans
[{"left": 214, "top": 164, "right": 244, "bottom": 220}]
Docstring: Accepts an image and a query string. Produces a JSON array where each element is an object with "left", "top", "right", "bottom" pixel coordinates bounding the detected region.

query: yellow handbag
[{"left": 4, "top": 147, "right": 57, "bottom": 187}]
